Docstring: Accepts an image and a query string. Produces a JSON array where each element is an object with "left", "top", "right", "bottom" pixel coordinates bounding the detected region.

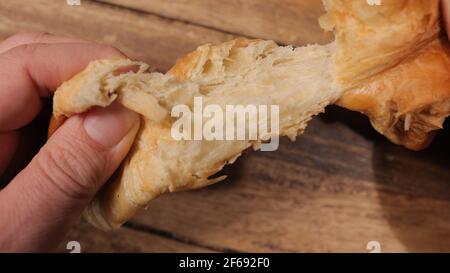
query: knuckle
[
  {"left": 35, "top": 138, "right": 106, "bottom": 201},
  {"left": 29, "top": 32, "right": 52, "bottom": 43},
  {"left": 15, "top": 43, "right": 40, "bottom": 59}
]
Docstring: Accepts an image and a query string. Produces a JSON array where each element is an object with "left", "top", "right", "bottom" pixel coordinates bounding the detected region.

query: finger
[
  {"left": 0, "top": 103, "right": 140, "bottom": 251},
  {"left": 0, "top": 32, "right": 89, "bottom": 54},
  {"left": 0, "top": 42, "right": 125, "bottom": 131}
]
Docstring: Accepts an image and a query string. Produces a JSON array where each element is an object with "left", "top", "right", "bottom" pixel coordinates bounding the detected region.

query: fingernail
[{"left": 83, "top": 103, "right": 139, "bottom": 148}]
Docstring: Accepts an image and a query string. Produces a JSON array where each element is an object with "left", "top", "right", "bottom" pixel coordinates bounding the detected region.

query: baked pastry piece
[
  {"left": 321, "top": 0, "right": 450, "bottom": 150},
  {"left": 51, "top": 40, "right": 340, "bottom": 229},
  {"left": 337, "top": 38, "right": 450, "bottom": 150},
  {"left": 50, "top": 0, "right": 450, "bottom": 229}
]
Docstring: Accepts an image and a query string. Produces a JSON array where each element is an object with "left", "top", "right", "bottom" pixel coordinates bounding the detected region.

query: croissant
[
  {"left": 322, "top": 0, "right": 450, "bottom": 150},
  {"left": 50, "top": 0, "right": 450, "bottom": 229}
]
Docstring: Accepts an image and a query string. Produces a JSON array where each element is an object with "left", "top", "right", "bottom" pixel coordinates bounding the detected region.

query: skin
[{"left": 0, "top": 32, "right": 140, "bottom": 252}]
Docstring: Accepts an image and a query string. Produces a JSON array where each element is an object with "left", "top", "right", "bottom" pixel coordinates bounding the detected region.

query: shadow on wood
[{"left": 322, "top": 106, "right": 450, "bottom": 252}]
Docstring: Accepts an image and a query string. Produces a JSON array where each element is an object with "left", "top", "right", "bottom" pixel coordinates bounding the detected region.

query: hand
[{"left": 0, "top": 32, "right": 140, "bottom": 252}]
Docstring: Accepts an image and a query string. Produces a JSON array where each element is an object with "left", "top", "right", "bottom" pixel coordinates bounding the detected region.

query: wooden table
[{"left": 1, "top": 0, "right": 449, "bottom": 253}]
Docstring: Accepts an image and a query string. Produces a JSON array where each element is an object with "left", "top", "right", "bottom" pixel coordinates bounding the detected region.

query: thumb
[{"left": 0, "top": 103, "right": 139, "bottom": 251}]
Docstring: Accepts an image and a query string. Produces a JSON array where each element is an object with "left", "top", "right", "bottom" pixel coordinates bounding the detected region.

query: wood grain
[
  {"left": 57, "top": 221, "right": 213, "bottom": 253},
  {"left": 130, "top": 112, "right": 450, "bottom": 252},
  {"left": 0, "top": 0, "right": 234, "bottom": 72},
  {"left": 98, "top": 0, "right": 333, "bottom": 46},
  {"left": 0, "top": 0, "right": 449, "bottom": 253}
]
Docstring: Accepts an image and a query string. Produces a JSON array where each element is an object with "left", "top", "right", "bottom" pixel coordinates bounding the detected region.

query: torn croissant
[
  {"left": 50, "top": 0, "right": 450, "bottom": 229},
  {"left": 322, "top": 0, "right": 450, "bottom": 150},
  {"left": 52, "top": 40, "right": 340, "bottom": 229}
]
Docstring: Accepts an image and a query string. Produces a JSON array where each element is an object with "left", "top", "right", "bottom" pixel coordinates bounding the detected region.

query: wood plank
[
  {"left": 98, "top": 0, "right": 333, "bottom": 46},
  {"left": 0, "top": 0, "right": 234, "bottom": 72},
  {"left": 57, "top": 221, "right": 213, "bottom": 253},
  {"left": 130, "top": 111, "right": 450, "bottom": 252},
  {"left": 1, "top": 0, "right": 449, "bottom": 253}
]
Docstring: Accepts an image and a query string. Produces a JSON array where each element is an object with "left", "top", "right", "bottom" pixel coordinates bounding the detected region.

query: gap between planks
[{"left": 124, "top": 222, "right": 240, "bottom": 253}]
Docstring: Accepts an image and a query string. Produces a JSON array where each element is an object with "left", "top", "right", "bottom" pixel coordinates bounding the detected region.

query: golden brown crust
[
  {"left": 338, "top": 38, "right": 450, "bottom": 150},
  {"left": 322, "top": 0, "right": 450, "bottom": 150},
  {"left": 321, "top": 0, "right": 441, "bottom": 87},
  {"left": 168, "top": 38, "right": 256, "bottom": 81}
]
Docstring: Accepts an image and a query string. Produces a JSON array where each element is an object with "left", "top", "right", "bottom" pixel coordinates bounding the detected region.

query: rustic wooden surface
[
  {"left": 1, "top": 0, "right": 449, "bottom": 253},
  {"left": 98, "top": 0, "right": 333, "bottom": 45}
]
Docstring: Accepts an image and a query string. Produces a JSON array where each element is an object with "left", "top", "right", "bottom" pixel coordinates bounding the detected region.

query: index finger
[
  {"left": 0, "top": 32, "right": 89, "bottom": 54},
  {"left": 0, "top": 42, "right": 125, "bottom": 131}
]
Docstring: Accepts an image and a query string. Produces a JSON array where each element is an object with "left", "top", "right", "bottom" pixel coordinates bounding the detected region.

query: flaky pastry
[{"left": 49, "top": 0, "right": 450, "bottom": 229}]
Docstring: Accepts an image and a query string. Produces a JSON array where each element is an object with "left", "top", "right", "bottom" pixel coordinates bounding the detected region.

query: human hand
[{"left": 0, "top": 32, "right": 140, "bottom": 252}]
